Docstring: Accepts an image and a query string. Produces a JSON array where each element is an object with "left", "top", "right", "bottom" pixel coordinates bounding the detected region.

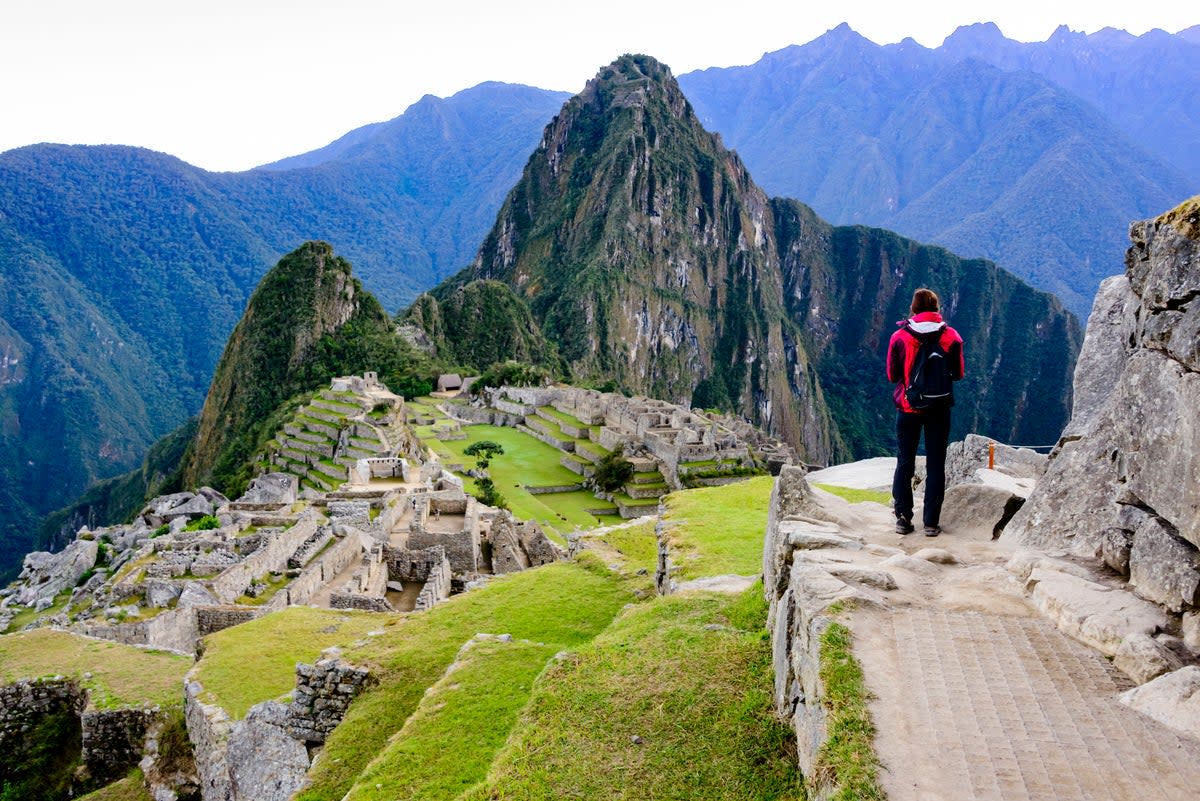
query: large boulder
[
  {"left": 237, "top": 473, "right": 298, "bottom": 506},
  {"left": 1004, "top": 203, "right": 1200, "bottom": 616},
  {"left": 939, "top": 483, "right": 1025, "bottom": 540},
  {"left": 14, "top": 538, "right": 99, "bottom": 606}
]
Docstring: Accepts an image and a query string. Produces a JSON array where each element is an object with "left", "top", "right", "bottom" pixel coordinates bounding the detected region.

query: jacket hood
[{"left": 897, "top": 311, "right": 945, "bottom": 335}]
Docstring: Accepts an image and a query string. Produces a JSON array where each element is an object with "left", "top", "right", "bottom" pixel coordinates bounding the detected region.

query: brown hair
[{"left": 911, "top": 288, "right": 940, "bottom": 314}]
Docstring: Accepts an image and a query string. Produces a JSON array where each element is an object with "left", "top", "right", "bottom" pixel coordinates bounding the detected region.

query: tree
[
  {"left": 463, "top": 440, "right": 505, "bottom": 471},
  {"left": 463, "top": 440, "right": 507, "bottom": 508},
  {"left": 592, "top": 451, "right": 635, "bottom": 492}
]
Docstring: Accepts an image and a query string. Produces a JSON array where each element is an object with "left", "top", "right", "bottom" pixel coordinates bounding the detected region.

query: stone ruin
[{"left": 0, "top": 374, "right": 567, "bottom": 654}]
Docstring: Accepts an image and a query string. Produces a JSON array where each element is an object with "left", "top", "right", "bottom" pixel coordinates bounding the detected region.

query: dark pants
[{"left": 892, "top": 408, "right": 951, "bottom": 528}]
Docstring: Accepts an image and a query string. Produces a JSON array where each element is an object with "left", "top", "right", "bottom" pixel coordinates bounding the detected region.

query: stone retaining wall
[
  {"left": 0, "top": 677, "right": 86, "bottom": 752},
  {"left": 525, "top": 483, "right": 585, "bottom": 495}
]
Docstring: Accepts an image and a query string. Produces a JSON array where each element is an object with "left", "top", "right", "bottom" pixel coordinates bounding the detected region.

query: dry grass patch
[{"left": 0, "top": 629, "right": 189, "bottom": 709}]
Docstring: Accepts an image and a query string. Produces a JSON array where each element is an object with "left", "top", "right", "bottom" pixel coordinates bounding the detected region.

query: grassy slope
[
  {"left": 298, "top": 558, "right": 642, "bottom": 801},
  {"left": 193, "top": 607, "right": 388, "bottom": 719},
  {"left": 0, "top": 629, "right": 189, "bottom": 709},
  {"left": 659, "top": 476, "right": 775, "bottom": 579},
  {"left": 75, "top": 771, "right": 152, "bottom": 801},
  {"left": 464, "top": 587, "right": 803, "bottom": 801},
  {"left": 345, "top": 638, "right": 558, "bottom": 801}
]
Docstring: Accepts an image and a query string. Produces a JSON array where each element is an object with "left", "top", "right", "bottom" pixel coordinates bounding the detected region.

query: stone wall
[
  {"left": 274, "top": 529, "right": 366, "bottom": 609},
  {"left": 763, "top": 466, "right": 865, "bottom": 800},
  {"left": 185, "top": 648, "right": 372, "bottom": 801},
  {"left": 80, "top": 605, "right": 199, "bottom": 654},
  {"left": 81, "top": 707, "right": 160, "bottom": 784},
  {"left": 0, "top": 678, "right": 86, "bottom": 752},
  {"left": 286, "top": 650, "right": 372, "bottom": 743},
  {"left": 1, "top": 678, "right": 164, "bottom": 791},
  {"left": 195, "top": 606, "right": 261, "bottom": 636},
  {"left": 1004, "top": 209, "right": 1200, "bottom": 617},
  {"left": 209, "top": 514, "right": 319, "bottom": 603}
]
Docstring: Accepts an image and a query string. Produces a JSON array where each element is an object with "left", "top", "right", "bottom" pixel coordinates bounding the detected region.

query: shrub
[{"left": 184, "top": 515, "right": 221, "bottom": 532}]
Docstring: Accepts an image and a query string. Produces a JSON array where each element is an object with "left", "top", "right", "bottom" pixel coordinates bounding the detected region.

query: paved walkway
[
  {"left": 806, "top": 486, "right": 1200, "bottom": 800},
  {"left": 855, "top": 607, "right": 1200, "bottom": 800}
]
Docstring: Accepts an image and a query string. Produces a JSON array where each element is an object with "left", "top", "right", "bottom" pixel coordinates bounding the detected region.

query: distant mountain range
[
  {"left": 1, "top": 22, "right": 1196, "bottom": 576},
  {"left": 679, "top": 23, "right": 1196, "bottom": 318}
]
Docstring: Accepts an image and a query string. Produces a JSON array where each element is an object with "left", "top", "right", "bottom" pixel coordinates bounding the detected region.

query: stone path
[
  {"left": 855, "top": 606, "right": 1200, "bottom": 800},
  {"left": 799, "top": 483, "right": 1200, "bottom": 801}
]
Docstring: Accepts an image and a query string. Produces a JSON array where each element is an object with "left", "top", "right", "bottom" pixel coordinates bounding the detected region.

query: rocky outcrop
[
  {"left": 488, "top": 511, "right": 564, "bottom": 574},
  {"left": 185, "top": 648, "right": 371, "bottom": 801},
  {"left": 1004, "top": 200, "right": 1200, "bottom": 617}
]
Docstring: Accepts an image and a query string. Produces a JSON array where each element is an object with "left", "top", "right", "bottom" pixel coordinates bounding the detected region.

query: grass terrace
[
  {"left": 0, "top": 629, "right": 189, "bottom": 710},
  {"left": 659, "top": 476, "right": 774, "bottom": 580},
  {"left": 421, "top": 424, "right": 622, "bottom": 536},
  {"left": 192, "top": 607, "right": 387, "bottom": 719},
  {"left": 463, "top": 587, "right": 803, "bottom": 800}
]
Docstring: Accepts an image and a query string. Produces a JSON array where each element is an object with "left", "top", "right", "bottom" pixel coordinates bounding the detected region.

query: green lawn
[
  {"left": 659, "top": 476, "right": 775, "bottom": 580},
  {"left": 463, "top": 587, "right": 803, "bottom": 800},
  {"left": 192, "top": 607, "right": 388, "bottom": 719},
  {"left": 422, "top": 425, "right": 622, "bottom": 537},
  {"left": 297, "top": 557, "right": 642, "bottom": 801},
  {"left": 0, "top": 629, "right": 190, "bottom": 710}
]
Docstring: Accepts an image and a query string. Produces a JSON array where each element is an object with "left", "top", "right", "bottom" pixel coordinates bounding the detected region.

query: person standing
[{"left": 887, "top": 288, "right": 964, "bottom": 536}]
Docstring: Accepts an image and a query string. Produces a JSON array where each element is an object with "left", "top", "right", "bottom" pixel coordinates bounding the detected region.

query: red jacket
[{"left": 886, "top": 311, "right": 965, "bottom": 413}]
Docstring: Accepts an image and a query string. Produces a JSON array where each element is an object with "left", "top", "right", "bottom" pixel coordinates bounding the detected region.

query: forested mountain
[
  {"left": 0, "top": 84, "right": 566, "bottom": 577},
  {"left": 414, "top": 56, "right": 1080, "bottom": 463},
  {"left": 678, "top": 24, "right": 1196, "bottom": 318}
]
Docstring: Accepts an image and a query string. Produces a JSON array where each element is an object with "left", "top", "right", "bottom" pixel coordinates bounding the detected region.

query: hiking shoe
[
  {"left": 895, "top": 516, "right": 914, "bottom": 535},
  {"left": 924, "top": 526, "right": 941, "bottom": 537}
]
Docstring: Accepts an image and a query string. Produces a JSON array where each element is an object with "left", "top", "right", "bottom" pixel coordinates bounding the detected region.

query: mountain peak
[{"left": 943, "top": 21, "right": 1006, "bottom": 48}]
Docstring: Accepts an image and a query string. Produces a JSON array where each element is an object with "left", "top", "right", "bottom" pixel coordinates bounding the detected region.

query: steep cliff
[
  {"left": 1005, "top": 197, "right": 1200, "bottom": 614},
  {"left": 420, "top": 55, "right": 1079, "bottom": 463},
  {"left": 182, "top": 242, "right": 402, "bottom": 495}
]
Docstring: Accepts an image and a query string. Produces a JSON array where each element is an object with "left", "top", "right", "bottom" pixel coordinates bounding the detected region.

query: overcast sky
[{"left": 1, "top": 0, "right": 1194, "bottom": 172}]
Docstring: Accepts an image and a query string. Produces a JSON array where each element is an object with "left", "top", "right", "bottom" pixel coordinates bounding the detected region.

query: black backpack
[{"left": 905, "top": 327, "right": 954, "bottom": 410}]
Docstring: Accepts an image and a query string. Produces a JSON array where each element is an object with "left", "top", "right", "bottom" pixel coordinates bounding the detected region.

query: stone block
[
  {"left": 1127, "top": 514, "right": 1200, "bottom": 612},
  {"left": 939, "top": 483, "right": 1025, "bottom": 540},
  {"left": 1118, "top": 666, "right": 1200, "bottom": 740},
  {"left": 1024, "top": 567, "right": 1168, "bottom": 656},
  {"left": 1113, "top": 633, "right": 1181, "bottom": 684}
]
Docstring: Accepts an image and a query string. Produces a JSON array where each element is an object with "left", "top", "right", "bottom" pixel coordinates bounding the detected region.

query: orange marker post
[{"left": 988, "top": 441, "right": 995, "bottom": 470}]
